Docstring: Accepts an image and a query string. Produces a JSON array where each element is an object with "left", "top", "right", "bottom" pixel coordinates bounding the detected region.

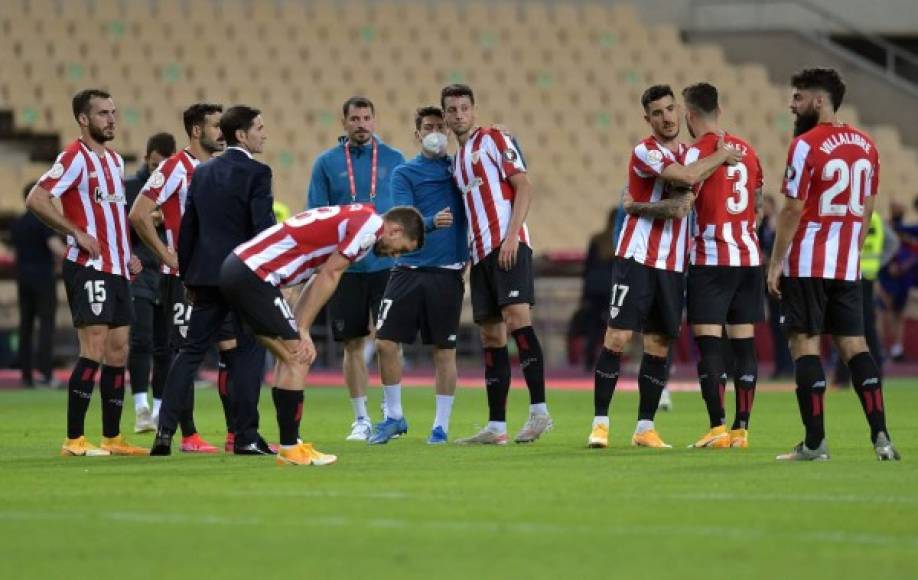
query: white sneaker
[
  {"left": 658, "top": 388, "right": 673, "bottom": 411},
  {"left": 134, "top": 407, "right": 156, "bottom": 433},
  {"left": 345, "top": 418, "right": 373, "bottom": 441},
  {"left": 513, "top": 413, "right": 553, "bottom": 443}
]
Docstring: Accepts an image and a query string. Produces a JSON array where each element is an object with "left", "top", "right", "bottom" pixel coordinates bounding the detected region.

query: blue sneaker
[
  {"left": 427, "top": 426, "right": 448, "bottom": 445},
  {"left": 368, "top": 416, "right": 408, "bottom": 445}
]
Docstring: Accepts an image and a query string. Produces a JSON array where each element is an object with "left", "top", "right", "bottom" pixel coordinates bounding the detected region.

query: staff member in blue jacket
[
  {"left": 368, "top": 106, "right": 469, "bottom": 445},
  {"left": 307, "top": 96, "right": 405, "bottom": 441}
]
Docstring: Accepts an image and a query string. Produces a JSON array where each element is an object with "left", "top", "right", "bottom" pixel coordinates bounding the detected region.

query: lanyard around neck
[{"left": 344, "top": 138, "right": 378, "bottom": 202}]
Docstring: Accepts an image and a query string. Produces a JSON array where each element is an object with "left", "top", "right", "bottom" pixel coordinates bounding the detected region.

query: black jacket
[
  {"left": 124, "top": 165, "right": 162, "bottom": 301},
  {"left": 178, "top": 147, "right": 276, "bottom": 287}
]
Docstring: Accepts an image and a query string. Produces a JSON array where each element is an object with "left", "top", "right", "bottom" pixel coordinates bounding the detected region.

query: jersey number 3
[{"left": 726, "top": 162, "right": 749, "bottom": 214}]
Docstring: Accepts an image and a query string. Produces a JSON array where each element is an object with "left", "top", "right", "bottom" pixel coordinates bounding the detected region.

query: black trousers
[
  {"left": 17, "top": 278, "right": 57, "bottom": 382},
  {"left": 128, "top": 295, "right": 171, "bottom": 397},
  {"left": 158, "top": 286, "right": 265, "bottom": 444},
  {"left": 767, "top": 292, "right": 794, "bottom": 376}
]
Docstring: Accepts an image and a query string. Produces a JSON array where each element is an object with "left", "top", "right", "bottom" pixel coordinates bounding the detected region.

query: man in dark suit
[{"left": 152, "top": 105, "right": 276, "bottom": 455}]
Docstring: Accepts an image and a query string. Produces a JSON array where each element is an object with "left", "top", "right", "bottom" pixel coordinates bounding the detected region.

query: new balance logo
[
  {"left": 813, "top": 380, "right": 827, "bottom": 389},
  {"left": 448, "top": 334, "right": 457, "bottom": 342},
  {"left": 596, "top": 370, "right": 619, "bottom": 379},
  {"left": 863, "top": 377, "right": 879, "bottom": 386},
  {"left": 740, "top": 374, "right": 756, "bottom": 382},
  {"left": 508, "top": 290, "right": 519, "bottom": 298}
]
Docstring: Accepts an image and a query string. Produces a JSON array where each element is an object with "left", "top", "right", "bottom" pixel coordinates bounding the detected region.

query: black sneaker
[
  {"left": 234, "top": 436, "right": 276, "bottom": 455},
  {"left": 150, "top": 431, "right": 173, "bottom": 456}
]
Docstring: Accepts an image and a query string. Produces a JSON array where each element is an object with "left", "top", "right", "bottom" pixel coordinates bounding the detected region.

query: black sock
[
  {"left": 511, "top": 326, "right": 546, "bottom": 405},
  {"left": 847, "top": 352, "right": 888, "bottom": 443},
  {"left": 128, "top": 350, "right": 150, "bottom": 396},
  {"left": 67, "top": 358, "right": 99, "bottom": 439},
  {"left": 150, "top": 351, "right": 172, "bottom": 401},
  {"left": 695, "top": 336, "right": 726, "bottom": 428},
  {"left": 99, "top": 365, "right": 125, "bottom": 438},
  {"left": 273, "top": 388, "right": 303, "bottom": 446},
  {"left": 593, "top": 348, "right": 621, "bottom": 416},
  {"left": 218, "top": 349, "right": 237, "bottom": 432},
  {"left": 179, "top": 383, "right": 196, "bottom": 436},
  {"left": 637, "top": 354, "right": 669, "bottom": 421},
  {"left": 484, "top": 347, "right": 511, "bottom": 422},
  {"left": 794, "top": 355, "right": 826, "bottom": 449},
  {"left": 730, "top": 338, "right": 758, "bottom": 430}
]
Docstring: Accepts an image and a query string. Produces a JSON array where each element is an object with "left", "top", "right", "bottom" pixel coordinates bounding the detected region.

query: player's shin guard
[
  {"left": 218, "top": 349, "right": 237, "bottom": 432},
  {"left": 484, "top": 347, "right": 511, "bottom": 422},
  {"left": 68, "top": 358, "right": 99, "bottom": 438},
  {"left": 730, "top": 338, "right": 757, "bottom": 430},
  {"left": 594, "top": 348, "right": 621, "bottom": 416},
  {"left": 847, "top": 351, "right": 889, "bottom": 443},
  {"left": 695, "top": 336, "right": 726, "bottom": 428},
  {"left": 272, "top": 388, "right": 303, "bottom": 446},
  {"left": 99, "top": 365, "right": 126, "bottom": 438},
  {"left": 637, "top": 354, "right": 669, "bottom": 421},
  {"left": 794, "top": 355, "right": 826, "bottom": 449},
  {"left": 511, "top": 326, "right": 546, "bottom": 405}
]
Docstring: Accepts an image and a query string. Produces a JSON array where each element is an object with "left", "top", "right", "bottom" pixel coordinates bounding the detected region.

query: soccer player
[
  {"left": 768, "top": 67, "right": 900, "bottom": 461},
  {"left": 26, "top": 89, "right": 146, "bottom": 456},
  {"left": 440, "top": 83, "right": 551, "bottom": 445},
  {"left": 130, "top": 103, "right": 235, "bottom": 453},
  {"left": 308, "top": 97, "right": 405, "bottom": 441},
  {"left": 221, "top": 203, "right": 424, "bottom": 465},
  {"left": 680, "top": 83, "right": 765, "bottom": 449},
  {"left": 588, "top": 84, "right": 740, "bottom": 449},
  {"left": 124, "top": 132, "right": 175, "bottom": 433},
  {"left": 368, "top": 106, "right": 468, "bottom": 445}
]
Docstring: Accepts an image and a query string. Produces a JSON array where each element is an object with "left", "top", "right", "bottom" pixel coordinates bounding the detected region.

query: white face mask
[{"left": 421, "top": 132, "right": 448, "bottom": 156}]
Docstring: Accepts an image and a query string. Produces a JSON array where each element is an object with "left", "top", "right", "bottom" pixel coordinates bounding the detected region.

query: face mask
[{"left": 422, "top": 132, "right": 448, "bottom": 156}]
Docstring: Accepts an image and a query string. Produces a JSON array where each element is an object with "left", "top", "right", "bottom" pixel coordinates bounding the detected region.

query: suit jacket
[{"left": 178, "top": 147, "right": 276, "bottom": 287}]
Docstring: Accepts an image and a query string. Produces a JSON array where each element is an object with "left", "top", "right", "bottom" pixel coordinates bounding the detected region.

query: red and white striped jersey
[
  {"left": 140, "top": 148, "right": 199, "bottom": 276},
  {"left": 234, "top": 203, "right": 383, "bottom": 287},
  {"left": 616, "top": 136, "right": 689, "bottom": 272},
  {"left": 781, "top": 123, "right": 879, "bottom": 281},
  {"left": 686, "top": 132, "right": 764, "bottom": 267},
  {"left": 452, "top": 127, "right": 531, "bottom": 264},
  {"left": 37, "top": 139, "right": 131, "bottom": 277}
]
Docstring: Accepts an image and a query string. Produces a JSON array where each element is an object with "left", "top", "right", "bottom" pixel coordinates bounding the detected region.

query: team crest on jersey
[
  {"left": 503, "top": 149, "right": 518, "bottom": 163},
  {"left": 91, "top": 303, "right": 103, "bottom": 316},
  {"left": 179, "top": 325, "right": 188, "bottom": 339},
  {"left": 471, "top": 151, "right": 481, "bottom": 164},
  {"left": 646, "top": 149, "right": 664, "bottom": 164},
  {"left": 48, "top": 163, "right": 65, "bottom": 179},
  {"left": 149, "top": 170, "right": 166, "bottom": 189},
  {"left": 609, "top": 306, "right": 620, "bottom": 319}
]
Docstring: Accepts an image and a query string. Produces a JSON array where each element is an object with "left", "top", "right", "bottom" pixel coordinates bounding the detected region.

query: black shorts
[
  {"left": 687, "top": 265, "right": 765, "bottom": 325},
  {"left": 470, "top": 243, "right": 535, "bottom": 323},
  {"left": 62, "top": 260, "right": 134, "bottom": 328},
  {"left": 607, "top": 257, "right": 685, "bottom": 338},
  {"left": 780, "top": 277, "right": 864, "bottom": 336},
  {"left": 219, "top": 255, "right": 298, "bottom": 341},
  {"left": 216, "top": 314, "right": 237, "bottom": 343},
  {"left": 160, "top": 274, "right": 191, "bottom": 348},
  {"left": 375, "top": 266, "right": 465, "bottom": 348},
  {"left": 327, "top": 270, "right": 390, "bottom": 341}
]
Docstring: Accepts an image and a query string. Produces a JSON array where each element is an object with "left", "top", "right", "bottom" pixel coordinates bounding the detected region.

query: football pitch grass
[{"left": 1, "top": 380, "right": 915, "bottom": 579}]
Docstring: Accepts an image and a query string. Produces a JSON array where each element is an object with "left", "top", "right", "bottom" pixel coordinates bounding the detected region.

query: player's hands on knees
[
  {"left": 498, "top": 236, "right": 519, "bottom": 271},
  {"left": 767, "top": 265, "right": 782, "bottom": 299},
  {"left": 434, "top": 207, "right": 453, "bottom": 228},
  {"left": 75, "top": 230, "right": 101, "bottom": 259}
]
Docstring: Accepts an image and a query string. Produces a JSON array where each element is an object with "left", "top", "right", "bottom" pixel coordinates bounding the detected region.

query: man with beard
[
  {"left": 307, "top": 97, "right": 405, "bottom": 441},
  {"left": 368, "top": 106, "right": 468, "bottom": 445},
  {"left": 124, "top": 132, "right": 175, "bottom": 433},
  {"left": 221, "top": 203, "right": 423, "bottom": 465},
  {"left": 678, "top": 83, "right": 765, "bottom": 450},
  {"left": 130, "top": 103, "right": 237, "bottom": 453},
  {"left": 768, "top": 67, "right": 900, "bottom": 461},
  {"left": 27, "top": 89, "right": 146, "bottom": 456},
  {"left": 587, "top": 84, "right": 740, "bottom": 450}
]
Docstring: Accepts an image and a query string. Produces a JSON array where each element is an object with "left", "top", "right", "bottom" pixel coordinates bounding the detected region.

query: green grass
[{"left": 1, "top": 381, "right": 916, "bottom": 579}]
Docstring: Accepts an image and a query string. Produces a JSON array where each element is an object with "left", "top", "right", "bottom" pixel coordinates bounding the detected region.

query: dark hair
[
  {"left": 384, "top": 206, "right": 425, "bottom": 249},
  {"left": 791, "top": 67, "right": 846, "bottom": 111},
  {"left": 414, "top": 106, "right": 443, "bottom": 131},
  {"left": 183, "top": 103, "right": 223, "bottom": 137},
  {"left": 342, "top": 96, "right": 375, "bottom": 118},
  {"left": 440, "top": 84, "right": 475, "bottom": 109},
  {"left": 219, "top": 105, "right": 261, "bottom": 146},
  {"left": 640, "top": 84, "right": 674, "bottom": 111},
  {"left": 72, "top": 89, "right": 111, "bottom": 121},
  {"left": 682, "top": 82, "right": 719, "bottom": 115},
  {"left": 22, "top": 180, "right": 37, "bottom": 201},
  {"left": 146, "top": 132, "right": 176, "bottom": 158}
]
